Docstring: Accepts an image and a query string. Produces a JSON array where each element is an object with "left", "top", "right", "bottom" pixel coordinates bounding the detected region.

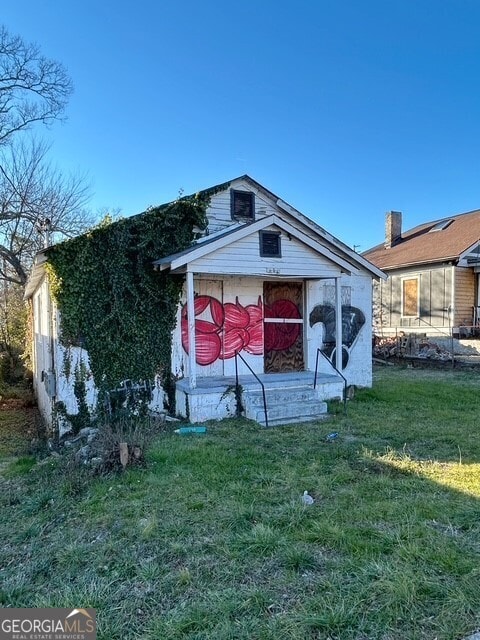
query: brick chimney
[{"left": 385, "top": 211, "right": 402, "bottom": 249}]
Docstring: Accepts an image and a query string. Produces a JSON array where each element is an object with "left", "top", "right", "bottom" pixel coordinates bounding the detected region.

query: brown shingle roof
[{"left": 363, "top": 209, "right": 480, "bottom": 270}]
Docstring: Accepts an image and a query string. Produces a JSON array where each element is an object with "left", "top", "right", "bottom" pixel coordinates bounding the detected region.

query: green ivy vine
[{"left": 45, "top": 190, "right": 219, "bottom": 399}]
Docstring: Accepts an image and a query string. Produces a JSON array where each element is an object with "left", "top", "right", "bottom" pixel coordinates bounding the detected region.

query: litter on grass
[
  {"left": 302, "top": 490, "right": 315, "bottom": 505},
  {"left": 174, "top": 426, "right": 207, "bottom": 435}
]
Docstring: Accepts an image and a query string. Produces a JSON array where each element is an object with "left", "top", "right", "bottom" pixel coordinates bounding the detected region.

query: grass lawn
[
  {"left": 0, "top": 389, "right": 36, "bottom": 475},
  {"left": 1, "top": 365, "right": 479, "bottom": 639}
]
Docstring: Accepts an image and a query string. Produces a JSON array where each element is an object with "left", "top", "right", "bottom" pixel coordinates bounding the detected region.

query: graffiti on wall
[
  {"left": 182, "top": 292, "right": 365, "bottom": 370},
  {"left": 181, "top": 295, "right": 263, "bottom": 365},
  {"left": 264, "top": 299, "right": 302, "bottom": 352},
  {"left": 309, "top": 304, "right": 366, "bottom": 369},
  {"left": 181, "top": 295, "right": 304, "bottom": 366}
]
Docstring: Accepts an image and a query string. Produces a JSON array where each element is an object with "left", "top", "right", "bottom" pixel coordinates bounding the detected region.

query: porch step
[{"left": 243, "top": 387, "right": 329, "bottom": 427}]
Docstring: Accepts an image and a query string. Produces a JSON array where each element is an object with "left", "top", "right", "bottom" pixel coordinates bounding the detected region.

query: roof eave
[
  {"left": 380, "top": 256, "right": 460, "bottom": 271},
  {"left": 24, "top": 252, "right": 48, "bottom": 300}
]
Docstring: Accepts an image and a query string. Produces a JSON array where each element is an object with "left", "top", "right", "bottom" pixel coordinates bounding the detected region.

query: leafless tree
[
  {"left": 0, "top": 25, "right": 72, "bottom": 146},
  {"left": 0, "top": 26, "right": 93, "bottom": 378},
  {"left": 0, "top": 139, "right": 92, "bottom": 285}
]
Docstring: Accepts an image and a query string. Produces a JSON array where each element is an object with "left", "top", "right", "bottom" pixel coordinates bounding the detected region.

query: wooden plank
[{"left": 264, "top": 281, "right": 304, "bottom": 373}]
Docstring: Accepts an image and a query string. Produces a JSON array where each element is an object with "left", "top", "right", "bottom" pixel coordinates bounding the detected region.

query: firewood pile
[{"left": 373, "top": 334, "right": 452, "bottom": 361}]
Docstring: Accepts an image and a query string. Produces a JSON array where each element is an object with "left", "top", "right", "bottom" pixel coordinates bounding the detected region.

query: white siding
[
  {"left": 191, "top": 226, "right": 342, "bottom": 278},
  {"left": 206, "top": 179, "right": 277, "bottom": 233},
  {"left": 32, "top": 278, "right": 54, "bottom": 426}
]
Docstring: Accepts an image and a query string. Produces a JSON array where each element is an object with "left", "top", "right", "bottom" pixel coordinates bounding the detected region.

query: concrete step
[
  {"left": 242, "top": 382, "right": 329, "bottom": 426},
  {"left": 251, "top": 400, "right": 328, "bottom": 425},
  {"left": 263, "top": 413, "right": 330, "bottom": 427},
  {"left": 243, "top": 387, "right": 321, "bottom": 407}
]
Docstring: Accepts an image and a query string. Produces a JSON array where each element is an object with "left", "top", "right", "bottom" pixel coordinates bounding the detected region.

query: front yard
[{"left": 0, "top": 366, "right": 479, "bottom": 639}]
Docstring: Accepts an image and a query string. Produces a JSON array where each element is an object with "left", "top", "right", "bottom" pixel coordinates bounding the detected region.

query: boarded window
[
  {"left": 231, "top": 190, "right": 255, "bottom": 220},
  {"left": 402, "top": 278, "right": 418, "bottom": 317},
  {"left": 259, "top": 231, "right": 281, "bottom": 257}
]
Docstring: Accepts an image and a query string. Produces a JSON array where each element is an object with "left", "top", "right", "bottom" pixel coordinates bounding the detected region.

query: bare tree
[
  {"left": 0, "top": 26, "right": 93, "bottom": 381},
  {"left": 0, "top": 25, "right": 72, "bottom": 146},
  {"left": 0, "top": 139, "right": 92, "bottom": 285}
]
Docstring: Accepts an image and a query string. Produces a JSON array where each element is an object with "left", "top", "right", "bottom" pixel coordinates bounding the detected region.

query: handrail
[
  {"left": 314, "top": 348, "right": 347, "bottom": 415},
  {"left": 235, "top": 351, "right": 268, "bottom": 428}
]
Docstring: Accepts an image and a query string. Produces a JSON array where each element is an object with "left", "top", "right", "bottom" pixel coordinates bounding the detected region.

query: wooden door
[{"left": 263, "top": 282, "right": 304, "bottom": 373}]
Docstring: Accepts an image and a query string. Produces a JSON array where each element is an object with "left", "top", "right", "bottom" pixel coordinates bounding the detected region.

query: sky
[{"left": 3, "top": 0, "right": 480, "bottom": 252}]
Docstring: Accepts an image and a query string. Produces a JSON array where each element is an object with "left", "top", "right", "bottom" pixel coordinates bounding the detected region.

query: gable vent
[
  {"left": 231, "top": 190, "right": 255, "bottom": 220},
  {"left": 260, "top": 231, "right": 281, "bottom": 257}
]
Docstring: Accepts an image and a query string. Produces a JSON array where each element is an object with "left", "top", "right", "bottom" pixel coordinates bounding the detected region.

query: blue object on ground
[
  {"left": 326, "top": 432, "right": 339, "bottom": 441},
  {"left": 174, "top": 426, "right": 207, "bottom": 435}
]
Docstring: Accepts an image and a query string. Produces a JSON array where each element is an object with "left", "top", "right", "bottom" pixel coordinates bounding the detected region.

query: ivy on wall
[{"left": 45, "top": 191, "right": 218, "bottom": 395}]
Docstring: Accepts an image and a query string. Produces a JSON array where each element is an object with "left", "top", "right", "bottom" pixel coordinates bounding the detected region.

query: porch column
[
  {"left": 335, "top": 276, "right": 343, "bottom": 372},
  {"left": 186, "top": 269, "right": 197, "bottom": 388}
]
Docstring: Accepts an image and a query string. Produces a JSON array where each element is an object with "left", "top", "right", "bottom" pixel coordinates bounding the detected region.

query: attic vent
[
  {"left": 429, "top": 219, "right": 453, "bottom": 232},
  {"left": 231, "top": 190, "right": 255, "bottom": 220},
  {"left": 260, "top": 231, "right": 281, "bottom": 257}
]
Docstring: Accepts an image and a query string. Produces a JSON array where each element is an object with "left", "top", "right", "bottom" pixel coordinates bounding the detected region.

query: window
[
  {"left": 260, "top": 231, "right": 281, "bottom": 257},
  {"left": 429, "top": 219, "right": 453, "bottom": 232},
  {"left": 231, "top": 190, "right": 255, "bottom": 220},
  {"left": 402, "top": 277, "right": 418, "bottom": 317}
]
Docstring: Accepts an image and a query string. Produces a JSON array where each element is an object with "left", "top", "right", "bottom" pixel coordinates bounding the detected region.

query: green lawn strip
[{"left": 0, "top": 366, "right": 479, "bottom": 639}]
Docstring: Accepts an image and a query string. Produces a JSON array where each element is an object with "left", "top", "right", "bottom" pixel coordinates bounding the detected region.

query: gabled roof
[
  {"left": 24, "top": 175, "right": 385, "bottom": 300},
  {"left": 178, "top": 174, "right": 386, "bottom": 279},
  {"left": 363, "top": 208, "right": 480, "bottom": 270},
  {"left": 213, "top": 175, "right": 384, "bottom": 279},
  {"left": 154, "top": 214, "right": 355, "bottom": 274}
]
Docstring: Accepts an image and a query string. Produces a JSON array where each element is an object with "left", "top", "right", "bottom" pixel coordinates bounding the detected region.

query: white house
[{"left": 25, "top": 176, "right": 384, "bottom": 432}]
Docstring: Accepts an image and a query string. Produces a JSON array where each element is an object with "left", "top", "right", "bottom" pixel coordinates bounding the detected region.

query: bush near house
[{"left": 0, "top": 365, "right": 479, "bottom": 640}]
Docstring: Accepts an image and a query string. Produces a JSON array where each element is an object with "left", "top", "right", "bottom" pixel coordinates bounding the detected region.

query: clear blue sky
[{"left": 4, "top": 1, "right": 480, "bottom": 251}]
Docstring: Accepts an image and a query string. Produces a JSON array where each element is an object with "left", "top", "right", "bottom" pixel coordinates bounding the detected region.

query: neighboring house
[
  {"left": 25, "top": 175, "right": 384, "bottom": 432},
  {"left": 363, "top": 209, "right": 480, "bottom": 337}
]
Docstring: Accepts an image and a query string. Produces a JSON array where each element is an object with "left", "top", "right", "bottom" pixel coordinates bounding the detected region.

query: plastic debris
[
  {"left": 174, "top": 426, "right": 207, "bottom": 435},
  {"left": 326, "top": 432, "right": 339, "bottom": 442},
  {"left": 302, "top": 490, "right": 314, "bottom": 505}
]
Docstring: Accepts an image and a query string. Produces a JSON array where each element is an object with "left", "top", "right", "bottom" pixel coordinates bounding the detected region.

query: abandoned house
[{"left": 25, "top": 175, "right": 384, "bottom": 433}]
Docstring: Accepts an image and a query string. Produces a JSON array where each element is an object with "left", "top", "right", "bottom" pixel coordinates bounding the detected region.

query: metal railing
[
  {"left": 314, "top": 348, "right": 347, "bottom": 415},
  {"left": 234, "top": 351, "right": 268, "bottom": 428}
]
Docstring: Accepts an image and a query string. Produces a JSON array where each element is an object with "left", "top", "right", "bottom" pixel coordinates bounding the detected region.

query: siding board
[{"left": 191, "top": 228, "right": 342, "bottom": 278}]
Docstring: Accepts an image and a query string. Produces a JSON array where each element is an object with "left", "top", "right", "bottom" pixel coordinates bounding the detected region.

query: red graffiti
[
  {"left": 264, "top": 299, "right": 301, "bottom": 352},
  {"left": 181, "top": 295, "right": 264, "bottom": 365}
]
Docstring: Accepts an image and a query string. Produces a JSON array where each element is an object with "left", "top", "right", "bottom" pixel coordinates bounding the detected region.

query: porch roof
[{"left": 154, "top": 214, "right": 355, "bottom": 276}]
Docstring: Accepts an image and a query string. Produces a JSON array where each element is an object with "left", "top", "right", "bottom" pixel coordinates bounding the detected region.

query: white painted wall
[
  {"left": 32, "top": 278, "right": 55, "bottom": 427},
  {"left": 172, "top": 271, "right": 373, "bottom": 390},
  {"left": 32, "top": 278, "right": 167, "bottom": 434},
  {"left": 207, "top": 178, "right": 275, "bottom": 233},
  {"left": 54, "top": 342, "right": 97, "bottom": 436},
  {"left": 192, "top": 225, "right": 342, "bottom": 278},
  {"left": 306, "top": 273, "right": 373, "bottom": 387},
  {"left": 344, "top": 273, "right": 374, "bottom": 388}
]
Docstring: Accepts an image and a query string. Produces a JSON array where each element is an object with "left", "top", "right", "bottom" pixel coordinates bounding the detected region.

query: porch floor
[{"left": 176, "top": 371, "right": 342, "bottom": 394}]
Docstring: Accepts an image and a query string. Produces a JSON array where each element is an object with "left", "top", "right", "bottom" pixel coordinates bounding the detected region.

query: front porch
[{"left": 175, "top": 371, "right": 344, "bottom": 426}]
